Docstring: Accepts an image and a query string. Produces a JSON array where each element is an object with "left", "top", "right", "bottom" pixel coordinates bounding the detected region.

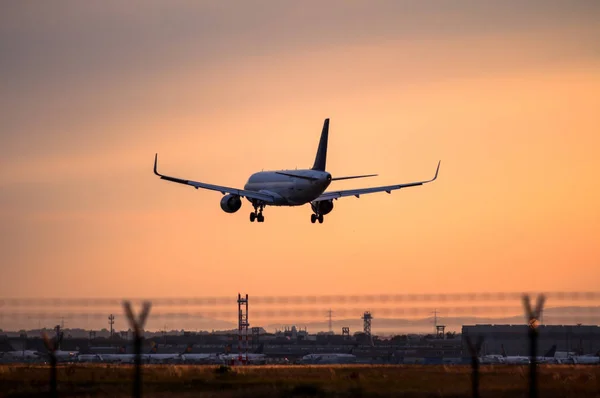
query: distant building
[{"left": 462, "top": 324, "right": 600, "bottom": 357}]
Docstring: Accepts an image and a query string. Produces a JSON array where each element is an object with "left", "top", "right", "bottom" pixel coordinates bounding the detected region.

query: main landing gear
[
  {"left": 310, "top": 213, "right": 324, "bottom": 224},
  {"left": 250, "top": 203, "right": 265, "bottom": 223}
]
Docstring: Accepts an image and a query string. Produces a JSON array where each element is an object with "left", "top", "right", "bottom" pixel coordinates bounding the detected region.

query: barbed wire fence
[{"left": 1, "top": 291, "right": 599, "bottom": 398}]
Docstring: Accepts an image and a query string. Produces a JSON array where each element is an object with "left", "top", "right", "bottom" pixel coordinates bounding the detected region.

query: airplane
[
  {"left": 0, "top": 340, "right": 41, "bottom": 361},
  {"left": 180, "top": 351, "right": 224, "bottom": 364},
  {"left": 102, "top": 344, "right": 180, "bottom": 364},
  {"left": 219, "top": 343, "right": 267, "bottom": 364},
  {"left": 299, "top": 353, "right": 357, "bottom": 365},
  {"left": 299, "top": 347, "right": 357, "bottom": 364},
  {"left": 74, "top": 353, "right": 104, "bottom": 363},
  {"left": 495, "top": 344, "right": 557, "bottom": 364},
  {"left": 563, "top": 351, "right": 600, "bottom": 365},
  {"left": 153, "top": 118, "right": 440, "bottom": 223}
]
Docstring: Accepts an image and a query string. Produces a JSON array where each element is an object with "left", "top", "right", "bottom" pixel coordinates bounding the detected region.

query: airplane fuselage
[
  {"left": 243, "top": 169, "right": 332, "bottom": 206},
  {"left": 3, "top": 350, "right": 40, "bottom": 360},
  {"left": 300, "top": 353, "right": 357, "bottom": 364}
]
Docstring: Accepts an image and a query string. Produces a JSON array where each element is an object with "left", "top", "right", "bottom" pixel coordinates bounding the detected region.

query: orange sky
[{"left": 1, "top": 1, "right": 599, "bottom": 308}]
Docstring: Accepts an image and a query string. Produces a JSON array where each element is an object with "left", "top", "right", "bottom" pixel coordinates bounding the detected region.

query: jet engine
[
  {"left": 311, "top": 200, "right": 334, "bottom": 215},
  {"left": 220, "top": 194, "right": 242, "bottom": 213}
]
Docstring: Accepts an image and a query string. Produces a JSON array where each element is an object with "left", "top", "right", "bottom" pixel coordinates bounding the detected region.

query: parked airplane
[
  {"left": 74, "top": 353, "right": 103, "bottom": 363},
  {"left": 143, "top": 343, "right": 182, "bottom": 363},
  {"left": 101, "top": 344, "right": 181, "bottom": 364},
  {"left": 180, "top": 351, "right": 223, "bottom": 364},
  {"left": 497, "top": 344, "right": 557, "bottom": 364},
  {"left": 563, "top": 352, "right": 600, "bottom": 364},
  {"left": 154, "top": 118, "right": 440, "bottom": 223},
  {"left": 101, "top": 346, "right": 136, "bottom": 364},
  {"left": 0, "top": 340, "right": 40, "bottom": 361},
  {"left": 479, "top": 354, "right": 504, "bottom": 364},
  {"left": 299, "top": 347, "right": 357, "bottom": 364},
  {"left": 219, "top": 343, "right": 267, "bottom": 364},
  {"left": 299, "top": 353, "right": 357, "bottom": 365}
]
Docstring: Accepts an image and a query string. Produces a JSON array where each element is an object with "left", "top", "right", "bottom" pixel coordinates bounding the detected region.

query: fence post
[
  {"left": 41, "top": 332, "right": 58, "bottom": 398},
  {"left": 523, "top": 294, "right": 545, "bottom": 398},
  {"left": 466, "top": 335, "right": 484, "bottom": 398},
  {"left": 123, "top": 301, "right": 152, "bottom": 398}
]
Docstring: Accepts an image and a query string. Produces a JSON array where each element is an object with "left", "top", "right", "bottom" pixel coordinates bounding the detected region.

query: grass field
[{"left": 1, "top": 364, "right": 599, "bottom": 397}]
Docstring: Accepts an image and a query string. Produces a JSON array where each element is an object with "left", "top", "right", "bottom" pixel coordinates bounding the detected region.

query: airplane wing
[
  {"left": 153, "top": 154, "right": 276, "bottom": 203},
  {"left": 313, "top": 161, "right": 440, "bottom": 202}
]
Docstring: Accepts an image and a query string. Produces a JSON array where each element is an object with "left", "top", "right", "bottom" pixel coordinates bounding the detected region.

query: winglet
[
  {"left": 153, "top": 153, "right": 161, "bottom": 176},
  {"left": 431, "top": 161, "right": 441, "bottom": 182}
]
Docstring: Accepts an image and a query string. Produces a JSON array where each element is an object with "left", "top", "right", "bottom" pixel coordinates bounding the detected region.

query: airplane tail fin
[
  {"left": 0, "top": 338, "right": 14, "bottom": 353},
  {"left": 501, "top": 344, "right": 507, "bottom": 358},
  {"left": 254, "top": 343, "right": 264, "bottom": 354},
  {"left": 311, "top": 118, "right": 329, "bottom": 171},
  {"left": 544, "top": 345, "right": 557, "bottom": 358}
]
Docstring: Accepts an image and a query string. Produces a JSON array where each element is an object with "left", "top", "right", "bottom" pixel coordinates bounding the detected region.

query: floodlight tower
[
  {"left": 108, "top": 314, "right": 115, "bottom": 338},
  {"left": 362, "top": 311, "right": 373, "bottom": 344}
]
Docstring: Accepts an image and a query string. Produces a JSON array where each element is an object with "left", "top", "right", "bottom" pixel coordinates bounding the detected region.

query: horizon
[{"left": 2, "top": 300, "right": 598, "bottom": 334}]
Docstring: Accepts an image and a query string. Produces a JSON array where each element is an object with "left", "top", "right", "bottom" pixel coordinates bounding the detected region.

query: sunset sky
[{"left": 1, "top": 0, "right": 599, "bottom": 313}]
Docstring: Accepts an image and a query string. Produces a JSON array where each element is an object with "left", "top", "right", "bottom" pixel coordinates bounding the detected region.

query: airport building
[{"left": 462, "top": 324, "right": 600, "bottom": 357}]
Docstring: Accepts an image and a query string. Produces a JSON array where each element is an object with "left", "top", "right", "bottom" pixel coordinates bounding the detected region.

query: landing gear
[
  {"left": 250, "top": 203, "right": 265, "bottom": 223},
  {"left": 310, "top": 213, "right": 324, "bottom": 224}
]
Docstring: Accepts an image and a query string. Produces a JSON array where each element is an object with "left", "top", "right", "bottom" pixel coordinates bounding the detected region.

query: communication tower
[
  {"left": 431, "top": 309, "right": 439, "bottom": 334},
  {"left": 108, "top": 314, "right": 115, "bottom": 337},
  {"left": 237, "top": 293, "right": 249, "bottom": 365}
]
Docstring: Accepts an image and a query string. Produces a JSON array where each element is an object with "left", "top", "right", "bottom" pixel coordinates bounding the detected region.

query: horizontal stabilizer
[
  {"left": 314, "top": 161, "right": 440, "bottom": 202},
  {"left": 331, "top": 174, "right": 377, "bottom": 181}
]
